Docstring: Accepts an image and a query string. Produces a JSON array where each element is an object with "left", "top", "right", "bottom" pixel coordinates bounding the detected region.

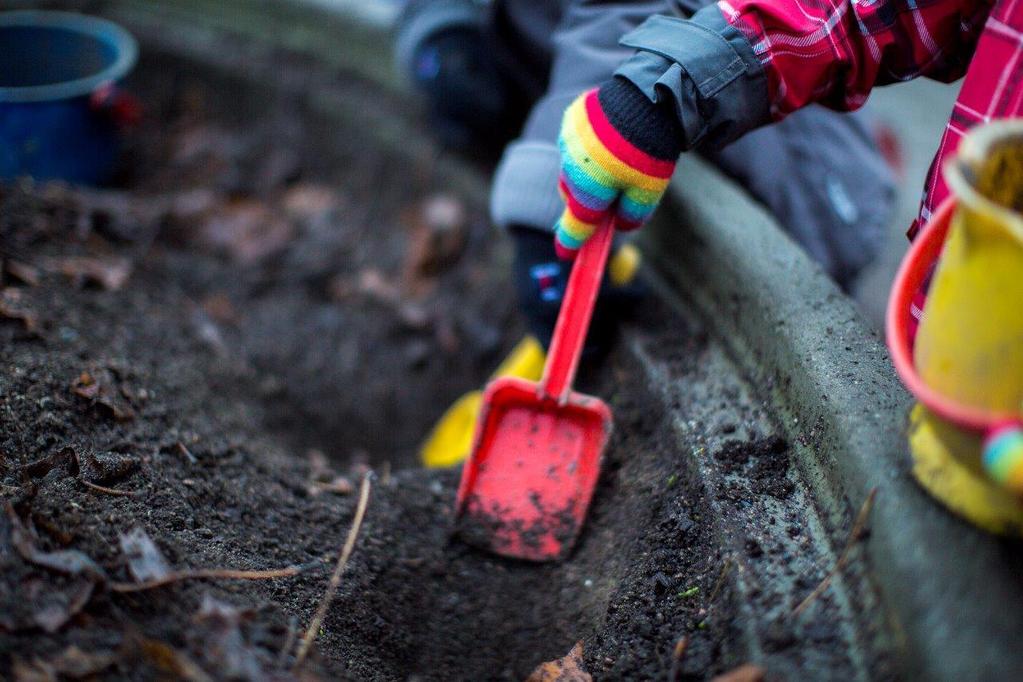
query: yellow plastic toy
[
  {"left": 608, "top": 242, "right": 641, "bottom": 287},
  {"left": 914, "top": 129, "right": 1023, "bottom": 414},
  {"left": 420, "top": 335, "right": 545, "bottom": 468},
  {"left": 909, "top": 405, "right": 1023, "bottom": 535},
  {"left": 888, "top": 121, "right": 1023, "bottom": 534}
]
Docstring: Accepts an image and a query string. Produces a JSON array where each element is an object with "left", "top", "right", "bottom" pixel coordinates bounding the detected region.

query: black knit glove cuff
[{"left": 596, "top": 76, "right": 685, "bottom": 161}]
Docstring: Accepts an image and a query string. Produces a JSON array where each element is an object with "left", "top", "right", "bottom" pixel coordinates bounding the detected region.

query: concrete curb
[{"left": 646, "top": 155, "right": 1023, "bottom": 680}]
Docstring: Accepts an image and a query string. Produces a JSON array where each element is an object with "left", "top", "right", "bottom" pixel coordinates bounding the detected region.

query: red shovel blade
[
  {"left": 455, "top": 217, "right": 617, "bottom": 561},
  {"left": 454, "top": 376, "right": 611, "bottom": 561}
]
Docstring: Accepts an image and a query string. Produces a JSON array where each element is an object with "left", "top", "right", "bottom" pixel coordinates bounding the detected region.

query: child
[
  {"left": 395, "top": 0, "right": 897, "bottom": 347},
  {"left": 551, "top": 0, "right": 995, "bottom": 262}
]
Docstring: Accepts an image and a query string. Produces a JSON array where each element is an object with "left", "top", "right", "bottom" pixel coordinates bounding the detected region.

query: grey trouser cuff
[{"left": 490, "top": 140, "right": 563, "bottom": 232}]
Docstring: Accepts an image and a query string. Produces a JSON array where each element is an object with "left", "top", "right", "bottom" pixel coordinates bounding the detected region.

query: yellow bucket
[
  {"left": 888, "top": 121, "right": 1023, "bottom": 532},
  {"left": 915, "top": 122, "right": 1023, "bottom": 415}
]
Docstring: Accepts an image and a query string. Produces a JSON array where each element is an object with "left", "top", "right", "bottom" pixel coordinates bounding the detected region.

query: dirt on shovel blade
[{"left": 0, "top": 42, "right": 880, "bottom": 682}]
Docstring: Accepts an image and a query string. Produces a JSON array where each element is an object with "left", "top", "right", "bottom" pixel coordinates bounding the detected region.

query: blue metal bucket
[{"left": 0, "top": 11, "right": 138, "bottom": 184}]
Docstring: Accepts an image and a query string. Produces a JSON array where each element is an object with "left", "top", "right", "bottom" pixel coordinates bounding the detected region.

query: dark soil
[{"left": 0, "top": 37, "right": 858, "bottom": 682}]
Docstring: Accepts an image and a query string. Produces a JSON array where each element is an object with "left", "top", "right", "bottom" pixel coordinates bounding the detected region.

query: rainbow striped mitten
[{"left": 555, "top": 78, "right": 683, "bottom": 260}]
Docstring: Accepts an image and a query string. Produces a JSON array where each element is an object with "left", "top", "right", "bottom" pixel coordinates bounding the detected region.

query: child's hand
[{"left": 554, "top": 79, "right": 682, "bottom": 259}]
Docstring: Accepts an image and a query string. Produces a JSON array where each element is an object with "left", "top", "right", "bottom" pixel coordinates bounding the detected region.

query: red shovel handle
[{"left": 540, "top": 217, "right": 616, "bottom": 404}]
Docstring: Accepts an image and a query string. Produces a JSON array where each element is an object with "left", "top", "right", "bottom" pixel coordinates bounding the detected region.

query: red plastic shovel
[{"left": 454, "top": 217, "right": 615, "bottom": 561}]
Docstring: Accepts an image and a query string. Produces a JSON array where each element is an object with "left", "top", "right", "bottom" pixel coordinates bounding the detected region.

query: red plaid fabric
[
  {"left": 914, "top": 0, "right": 1023, "bottom": 232},
  {"left": 719, "top": 0, "right": 1023, "bottom": 332},
  {"left": 908, "top": 0, "right": 1023, "bottom": 330},
  {"left": 717, "top": 0, "right": 992, "bottom": 118},
  {"left": 717, "top": 0, "right": 1007, "bottom": 225}
]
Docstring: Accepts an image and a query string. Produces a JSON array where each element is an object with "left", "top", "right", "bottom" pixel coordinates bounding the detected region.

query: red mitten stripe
[
  {"left": 584, "top": 90, "right": 676, "bottom": 180},
  {"left": 559, "top": 175, "right": 606, "bottom": 225}
]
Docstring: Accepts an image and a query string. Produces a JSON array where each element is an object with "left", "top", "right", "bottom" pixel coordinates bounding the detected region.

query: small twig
[
  {"left": 175, "top": 441, "right": 197, "bottom": 465},
  {"left": 110, "top": 563, "right": 315, "bottom": 593},
  {"left": 792, "top": 487, "right": 878, "bottom": 618},
  {"left": 667, "top": 635, "right": 690, "bottom": 682},
  {"left": 294, "top": 474, "right": 372, "bottom": 668},
  {"left": 81, "top": 480, "right": 143, "bottom": 497},
  {"left": 707, "top": 557, "right": 733, "bottom": 605}
]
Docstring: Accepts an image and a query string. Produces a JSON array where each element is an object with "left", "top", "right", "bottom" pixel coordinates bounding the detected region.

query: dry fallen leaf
[
  {"left": 305, "top": 449, "right": 354, "bottom": 496},
  {"left": 357, "top": 268, "right": 399, "bottom": 302},
  {"left": 19, "top": 447, "right": 76, "bottom": 480},
  {"left": 5, "top": 259, "right": 41, "bottom": 286},
  {"left": 2, "top": 504, "right": 105, "bottom": 634},
  {"left": 712, "top": 664, "right": 766, "bottom": 682},
  {"left": 306, "top": 449, "right": 330, "bottom": 477},
  {"left": 282, "top": 183, "right": 341, "bottom": 220},
  {"left": 201, "top": 292, "right": 239, "bottom": 325},
  {"left": 137, "top": 636, "right": 215, "bottom": 682},
  {"left": 71, "top": 372, "right": 100, "bottom": 400},
  {"left": 120, "top": 526, "right": 172, "bottom": 583},
  {"left": 308, "top": 476, "right": 355, "bottom": 497},
  {"left": 78, "top": 449, "right": 139, "bottom": 485},
  {"left": 527, "top": 642, "right": 592, "bottom": 682},
  {"left": 71, "top": 370, "right": 136, "bottom": 421},
  {"left": 13, "top": 645, "right": 116, "bottom": 681},
  {"left": 0, "top": 287, "right": 40, "bottom": 333},
  {"left": 6, "top": 505, "right": 107, "bottom": 582},
  {"left": 43, "top": 255, "right": 132, "bottom": 291},
  {"left": 198, "top": 199, "right": 295, "bottom": 264},
  {"left": 190, "top": 595, "right": 264, "bottom": 681},
  {"left": 8, "top": 576, "right": 96, "bottom": 635},
  {"left": 400, "top": 194, "right": 467, "bottom": 296},
  {"left": 328, "top": 269, "right": 433, "bottom": 331}
]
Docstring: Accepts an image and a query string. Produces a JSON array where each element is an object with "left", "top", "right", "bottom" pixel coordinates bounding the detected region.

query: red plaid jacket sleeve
[{"left": 718, "top": 0, "right": 993, "bottom": 117}]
